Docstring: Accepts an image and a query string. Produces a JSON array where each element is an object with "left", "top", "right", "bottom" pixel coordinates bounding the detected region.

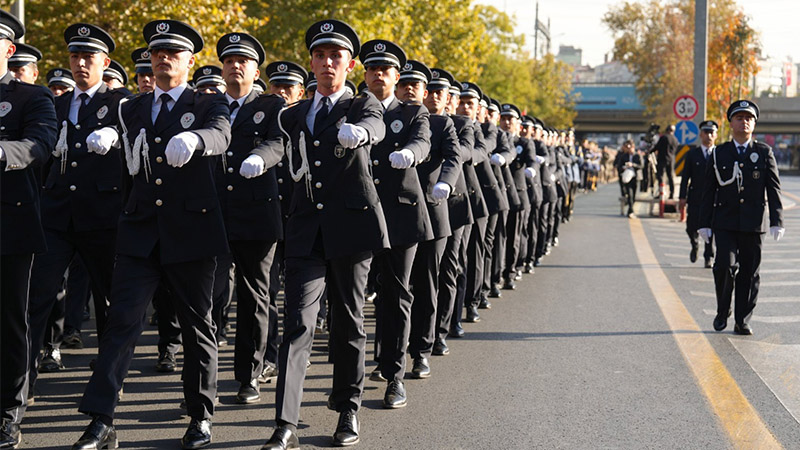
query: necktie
[
  {"left": 154, "top": 93, "right": 171, "bottom": 129},
  {"left": 229, "top": 100, "right": 239, "bottom": 123},
  {"left": 314, "top": 96, "right": 330, "bottom": 135},
  {"left": 737, "top": 145, "right": 745, "bottom": 156},
  {"left": 77, "top": 93, "right": 89, "bottom": 121}
]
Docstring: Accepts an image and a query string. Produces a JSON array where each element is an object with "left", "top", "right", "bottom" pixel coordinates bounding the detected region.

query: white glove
[
  {"left": 239, "top": 154, "right": 266, "bottom": 179},
  {"left": 490, "top": 153, "right": 506, "bottom": 166},
  {"left": 0, "top": 145, "right": 4, "bottom": 161},
  {"left": 165, "top": 131, "right": 200, "bottom": 168},
  {"left": 535, "top": 155, "right": 546, "bottom": 164},
  {"left": 770, "top": 226, "right": 785, "bottom": 242},
  {"left": 389, "top": 149, "right": 415, "bottom": 169},
  {"left": 86, "top": 127, "right": 119, "bottom": 155},
  {"left": 337, "top": 123, "right": 368, "bottom": 149},
  {"left": 525, "top": 167, "right": 536, "bottom": 179},
  {"left": 432, "top": 182, "right": 451, "bottom": 200},
  {"left": 698, "top": 228, "right": 712, "bottom": 244}
]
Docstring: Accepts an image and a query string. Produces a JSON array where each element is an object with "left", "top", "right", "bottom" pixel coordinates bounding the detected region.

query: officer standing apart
[
  {"left": 698, "top": 100, "right": 784, "bottom": 335},
  {"left": 615, "top": 139, "right": 643, "bottom": 218},
  {"left": 262, "top": 20, "right": 388, "bottom": 450},
  {"left": 653, "top": 124, "right": 678, "bottom": 199},
  {"left": 0, "top": 10, "right": 58, "bottom": 448},
  {"left": 214, "top": 31, "right": 285, "bottom": 404},
  {"left": 74, "top": 19, "right": 231, "bottom": 450},
  {"left": 679, "top": 120, "right": 717, "bottom": 268}
]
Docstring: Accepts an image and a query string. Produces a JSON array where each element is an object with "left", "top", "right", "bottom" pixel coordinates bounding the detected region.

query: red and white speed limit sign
[{"left": 673, "top": 95, "right": 699, "bottom": 120}]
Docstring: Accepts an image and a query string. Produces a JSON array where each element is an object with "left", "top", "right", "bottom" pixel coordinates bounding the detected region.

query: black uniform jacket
[
  {"left": 679, "top": 145, "right": 709, "bottom": 230},
  {"left": 472, "top": 121, "right": 506, "bottom": 215},
  {"left": 216, "top": 91, "right": 285, "bottom": 242},
  {"left": 416, "top": 114, "right": 461, "bottom": 240},
  {"left": 509, "top": 136, "right": 535, "bottom": 211},
  {"left": 524, "top": 138, "right": 544, "bottom": 208},
  {"left": 0, "top": 72, "right": 57, "bottom": 255},
  {"left": 371, "top": 97, "right": 433, "bottom": 247},
  {"left": 497, "top": 128, "right": 521, "bottom": 210},
  {"left": 699, "top": 140, "right": 783, "bottom": 233},
  {"left": 115, "top": 88, "right": 232, "bottom": 264},
  {"left": 451, "top": 115, "right": 485, "bottom": 222},
  {"left": 279, "top": 90, "right": 390, "bottom": 259},
  {"left": 42, "top": 82, "right": 127, "bottom": 232},
  {"left": 535, "top": 139, "right": 557, "bottom": 203}
]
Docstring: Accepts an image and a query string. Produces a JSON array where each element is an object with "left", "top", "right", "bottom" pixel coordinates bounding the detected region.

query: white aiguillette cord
[
  {"left": 712, "top": 146, "right": 743, "bottom": 193},
  {"left": 278, "top": 106, "right": 314, "bottom": 202},
  {"left": 118, "top": 98, "right": 152, "bottom": 182}
]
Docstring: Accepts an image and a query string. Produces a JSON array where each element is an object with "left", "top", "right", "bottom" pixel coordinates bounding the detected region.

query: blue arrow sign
[{"left": 675, "top": 120, "right": 699, "bottom": 145}]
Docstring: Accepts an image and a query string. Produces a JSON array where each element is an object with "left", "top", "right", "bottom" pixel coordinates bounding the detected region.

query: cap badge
[
  {"left": 54, "top": 70, "right": 63, "bottom": 77},
  {"left": 0, "top": 102, "right": 12, "bottom": 117},
  {"left": 181, "top": 112, "right": 195, "bottom": 129},
  {"left": 229, "top": 34, "right": 240, "bottom": 43},
  {"left": 203, "top": 68, "right": 212, "bottom": 75},
  {"left": 431, "top": 70, "right": 439, "bottom": 79},
  {"left": 750, "top": 152, "right": 759, "bottom": 163},
  {"left": 156, "top": 22, "right": 170, "bottom": 34},
  {"left": 402, "top": 63, "right": 412, "bottom": 71},
  {"left": 96, "top": 105, "right": 109, "bottom": 120},
  {"left": 141, "top": 51, "right": 150, "bottom": 59},
  {"left": 503, "top": 104, "right": 510, "bottom": 110},
  {"left": 320, "top": 23, "right": 334, "bottom": 33},
  {"left": 253, "top": 111, "right": 265, "bottom": 124},
  {"left": 461, "top": 82, "right": 468, "bottom": 89},
  {"left": 374, "top": 43, "right": 386, "bottom": 52},
  {"left": 277, "top": 63, "right": 288, "bottom": 72},
  {"left": 390, "top": 119, "right": 403, "bottom": 134},
  {"left": 77, "top": 26, "right": 90, "bottom": 37},
  {"left": 740, "top": 101, "right": 749, "bottom": 107}
]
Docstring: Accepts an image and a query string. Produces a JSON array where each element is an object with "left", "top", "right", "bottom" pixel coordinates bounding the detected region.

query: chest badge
[
  {"left": 0, "top": 102, "right": 11, "bottom": 117},
  {"left": 336, "top": 116, "right": 346, "bottom": 129},
  {"left": 390, "top": 119, "right": 403, "bottom": 134},
  {"left": 750, "top": 152, "right": 758, "bottom": 163},
  {"left": 181, "top": 112, "right": 195, "bottom": 129},
  {"left": 253, "top": 111, "right": 265, "bottom": 124},
  {"left": 96, "top": 105, "right": 108, "bottom": 119},
  {"left": 515, "top": 145, "right": 523, "bottom": 154},
  {"left": 334, "top": 145, "right": 346, "bottom": 159},
  {"left": 752, "top": 170, "right": 761, "bottom": 180}
]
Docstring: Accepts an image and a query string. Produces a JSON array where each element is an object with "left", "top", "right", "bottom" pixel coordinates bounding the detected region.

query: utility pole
[
  {"left": 693, "top": 0, "right": 708, "bottom": 121},
  {"left": 534, "top": 1, "right": 539, "bottom": 60},
  {"left": 11, "top": 0, "right": 24, "bottom": 43}
]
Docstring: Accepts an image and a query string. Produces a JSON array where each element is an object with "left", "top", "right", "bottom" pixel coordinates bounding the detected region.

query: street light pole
[
  {"left": 11, "top": 0, "right": 24, "bottom": 43},
  {"left": 693, "top": 0, "right": 708, "bottom": 121}
]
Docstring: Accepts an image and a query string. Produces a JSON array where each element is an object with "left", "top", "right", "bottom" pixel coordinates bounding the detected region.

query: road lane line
[{"left": 629, "top": 218, "right": 783, "bottom": 449}]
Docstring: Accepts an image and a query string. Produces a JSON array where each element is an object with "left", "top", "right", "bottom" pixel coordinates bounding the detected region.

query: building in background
[
  {"left": 556, "top": 45, "right": 582, "bottom": 66},
  {"left": 751, "top": 55, "right": 797, "bottom": 97}
]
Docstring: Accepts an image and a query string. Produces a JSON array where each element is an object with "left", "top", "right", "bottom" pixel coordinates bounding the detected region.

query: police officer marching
[{"left": 679, "top": 120, "right": 718, "bottom": 268}]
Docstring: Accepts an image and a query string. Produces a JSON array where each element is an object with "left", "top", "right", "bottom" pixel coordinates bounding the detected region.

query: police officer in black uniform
[
  {"left": 7, "top": 42, "right": 41, "bottom": 83},
  {"left": 102, "top": 59, "right": 128, "bottom": 91},
  {"left": 0, "top": 11, "right": 58, "bottom": 447},
  {"left": 698, "top": 100, "right": 783, "bottom": 336},
  {"left": 46, "top": 67, "right": 76, "bottom": 96},
  {"left": 193, "top": 65, "right": 225, "bottom": 93},
  {"left": 679, "top": 120, "right": 717, "bottom": 267},
  {"left": 73, "top": 19, "right": 231, "bottom": 450},
  {"left": 131, "top": 47, "right": 155, "bottom": 93},
  {"left": 654, "top": 124, "right": 678, "bottom": 199},
  {"left": 534, "top": 118, "right": 557, "bottom": 266},
  {"left": 261, "top": 20, "right": 388, "bottom": 450},
  {"left": 519, "top": 116, "right": 543, "bottom": 274},
  {"left": 214, "top": 31, "right": 285, "bottom": 404}
]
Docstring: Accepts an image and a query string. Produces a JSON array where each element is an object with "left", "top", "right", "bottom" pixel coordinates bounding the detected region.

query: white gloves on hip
[
  {"left": 490, "top": 153, "right": 506, "bottom": 166},
  {"left": 239, "top": 154, "right": 266, "bottom": 179},
  {"left": 337, "top": 123, "right": 368, "bottom": 149},
  {"left": 534, "top": 155, "right": 546, "bottom": 165},
  {"left": 525, "top": 167, "right": 536, "bottom": 179},
  {"left": 86, "top": 127, "right": 119, "bottom": 155},
  {"left": 698, "top": 228, "right": 712, "bottom": 244},
  {"left": 389, "top": 149, "right": 415, "bottom": 169},
  {"left": 432, "top": 182, "right": 451, "bottom": 200},
  {"left": 770, "top": 226, "right": 785, "bottom": 241},
  {"left": 165, "top": 131, "right": 200, "bottom": 168}
]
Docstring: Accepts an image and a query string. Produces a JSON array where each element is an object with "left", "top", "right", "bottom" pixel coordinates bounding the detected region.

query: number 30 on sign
[{"left": 673, "top": 95, "right": 699, "bottom": 120}]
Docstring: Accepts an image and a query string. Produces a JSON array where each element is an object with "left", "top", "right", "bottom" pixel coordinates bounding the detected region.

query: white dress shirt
[
  {"left": 305, "top": 87, "right": 347, "bottom": 132},
  {"left": 151, "top": 83, "right": 188, "bottom": 124},
  {"left": 69, "top": 81, "right": 104, "bottom": 124}
]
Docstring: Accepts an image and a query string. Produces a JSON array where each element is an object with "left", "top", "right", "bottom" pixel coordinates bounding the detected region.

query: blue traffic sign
[{"left": 675, "top": 120, "right": 699, "bottom": 145}]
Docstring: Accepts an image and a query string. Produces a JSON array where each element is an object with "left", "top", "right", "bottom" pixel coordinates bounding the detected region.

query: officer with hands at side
[{"left": 679, "top": 120, "right": 717, "bottom": 268}]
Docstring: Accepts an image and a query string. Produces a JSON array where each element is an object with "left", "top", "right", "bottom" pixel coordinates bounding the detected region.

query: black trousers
[
  {"left": 686, "top": 225, "right": 714, "bottom": 261},
  {"left": 622, "top": 179, "right": 637, "bottom": 215},
  {"left": 63, "top": 256, "right": 91, "bottom": 334},
  {"left": 265, "top": 241, "right": 284, "bottom": 367},
  {"left": 452, "top": 224, "right": 472, "bottom": 330},
  {"left": 212, "top": 252, "right": 235, "bottom": 339},
  {"left": 374, "top": 244, "right": 417, "bottom": 383},
  {"left": 466, "top": 216, "right": 489, "bottom": 309},
  {"left": 525, "top": 201, "right": 540, "bottom": 264},
  {"left": 275, "top": 241, "right": 372, "bottom": 425},
  {"left": 656, "top": 157, "right": 675, "bottom": 197},
  {"left": 230, "top": 239, "right": 277, "bottom": 383},
  {"left": 1, "top": 253, "right": 33, "bottom": 424},
  {"left": 504, "top": 208, "right": 527, "bottom": 278},
  {"left": 552, "top": 195, "right": 564, "bottom": 239},
  {"left": 485, "top": 210, "right": 507, "bottom": 289},
  {"left": 712, "top": 230, "right": 763, "bottom": 326},
  {"left": 28, "top": 228, "right": 115, "bottom": 390},
  {"left": 409, "top": 238, "right": 447, "bottom": 359},
  {"left": 437, "top": 226, "right": 466, "bottom": 340},
  {"left": 79, "top": 253, "right": 218, "bottom": 421},
  {"left": 535, "top": 201, "right": 552, "bottom": 258},
  {"left": 155, "top": 281, "right": 182, "bottom": 355}
]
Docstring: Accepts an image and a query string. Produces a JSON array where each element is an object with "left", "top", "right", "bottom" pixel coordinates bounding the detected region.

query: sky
[{"left": 480, "top": 0, "right": 800, "bottom": 67}]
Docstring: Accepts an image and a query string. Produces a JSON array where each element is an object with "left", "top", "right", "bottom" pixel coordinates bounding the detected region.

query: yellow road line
[{"left": 629, "top": 218, "right": 782, "bottom": 449}]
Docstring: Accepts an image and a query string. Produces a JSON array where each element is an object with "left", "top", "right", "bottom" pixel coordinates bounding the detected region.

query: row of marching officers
[{"left": 0, "top": 12, "right": 583, "bottom": 450}]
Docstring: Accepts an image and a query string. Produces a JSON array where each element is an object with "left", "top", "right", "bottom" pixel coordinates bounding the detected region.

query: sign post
[{"left": 673, "top": 95, "right": 699, "bottom": 121}]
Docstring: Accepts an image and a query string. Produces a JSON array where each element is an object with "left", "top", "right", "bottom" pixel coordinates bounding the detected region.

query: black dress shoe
[
  {"left": 478, "top": 294, "right": 492, "bottom": 310},
  {"left": 448, "top": 324, "right": 465, "bottom": 338},
  {"left": 181, "top": 418, "right": 211, "bottom": 449},
  {"left": 0, "top": 421, "right": 21, "bottom": 449},
  {"left": 523, "top": 262, "right": 534, "bottom": 274},
  {"left": 62, "top": 330, "right": 84, "bottom": 349},
  {"left": 332, "top": 411, "right": 359, "bottom": 447},
  {"left": 690, "top": 246, "right": 698, "bottom": 263},
  {"left": 502, "top": 279, "right": 516, "bottom": 290},
  {"left": 39, "top": 347, "right": 65, "bottom": 372},
  {"left": 515, "top": 269, "right": 523, "bottom": 281},
  {"left": 236, "top": 379, "right": 260, "bottom": 404},
  {"left": 257, "top": 364, "right": 278, "bottom": 383},
  {"left": 432, "top": 338, "right": 449, "bottom": 356},
  {"left": 704, "top": 258, "right": 713, "bottom": 269},
  {"left": 369, "top": 368, "right": 386, "bottom": 382},
  {"left": 327, "top": 395, "right": 336, "bottom": 411},
  {"left": 488, "top": 285, "right": 502, "bottom": 298},
  {"left": 713, "top": 315, "right": 727, "bottom": 331},
  {"left": 383, "top": 380, "right": 407, "bottom": 408},
  {"left": 261, "top": 426, "right": 299, "bottom": 450},
  {"left": 734, "top": 323, "right": 753, "bottom": 336},
  {"left": 72, "top": 418, "right": 117, "bottom": 450},
  {"left": 464, "top": 305, "right": 480, "bottom": 323},
  {"left": 411, "top": 357, "right": 431, "bottom": 379},
  {"left": 155, "top": 351, "right": 177, "bottom": 373},
  {"left": 315, "top": 317, "right": 326, "bottom": 333},
  {"left": 533, "top": 258, "right": 542, "bottom": 267}
]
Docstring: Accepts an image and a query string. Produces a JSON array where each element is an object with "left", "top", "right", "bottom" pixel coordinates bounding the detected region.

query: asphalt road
[{"left": 22, "top": 175, "right": 800, "bottom": 449}]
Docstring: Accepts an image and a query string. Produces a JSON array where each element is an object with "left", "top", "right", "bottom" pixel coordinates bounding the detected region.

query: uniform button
[
  {"left": 154, "top": 137, "right": 162, "bottom": 144},
  {"left": 373, "top": 160, "right": 379, "bottom": 166},
  {"left": 314, "top": 160, "right": 321, "bottom": 167},
  {"left": 227, "top": 185, "right": 234, "bottom": 191},
  {"left": 201, "top": 208, "right": 207, "bottom": 213},
  {"left": 316, "top": 203, "right": 324, "bottom": 210},
  {"left": 227, "top": 151, "right": 234, "bottom": 157},
  {"left": 363, "top": 206, "right": 368, "bottom": 211},
  {"left": 394, "top": 142, "right": 399, "bottom": 147},
  {"left": 74, "top": 124, "right": 81, "bottom": 130},
  {"left": 740, "top": 198, "right": 744, "bottom": 204},
  {"left": 254, "top": 131, "right": 259, "bottom": 135},
  {"left": 71, "top": 161, "right": 78, "bottom": 168},
  {"left": 156, "top": 156, "right": 164, "bottom": 163},
  {"left": 227, "top": 167, "right": 234, "bottom": 173},
  {"left": 69, "top": 185, "right": 77, "bottom": 191},
  {"left": 278, "top": 194, "right": 283, "bottom": 200},
  {"left": 315, "top": 182, "right": 322, "bottom": 189},
  {"left": 277, "top": 161, "right": 284, "bottom": 168},
  {"left": 739, "top": 163, "right": 744, "bottom": 168},
  {"left": 374, "top": 178, "right": 380, "bottom": 185},
  {"left": 314, "top": 140, "right": 320, "bottom": 147},
  {"left": 278, "top": 178, "right": 283, "bottom": 184},
  {"left": 0, "top": 126, "right": 5, "bottom": 130},
  {"left": 16, "top": 201, "right": 21, "bottom": 206},
  {"left": 75, "top": 142, "right": 81, "bottom": 148},
  {"left": 155, "top": 178, "right": 162, "bottom": 185},
  {"left": 155, "top": 199, "right": 163, "bottom": 206}
]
